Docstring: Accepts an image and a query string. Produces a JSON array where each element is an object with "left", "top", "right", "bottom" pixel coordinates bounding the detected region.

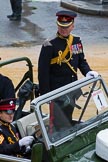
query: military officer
[
  {"left": 38, "top": 10, "right": 99, "bottom": 132},
  {"left": 0, "top": 98, "right": 34, "bottom": 158}
]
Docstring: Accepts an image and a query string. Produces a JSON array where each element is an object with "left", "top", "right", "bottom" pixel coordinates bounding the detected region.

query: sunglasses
[{"left": 3, "top": 109, "right": 15, "bottom": 115}]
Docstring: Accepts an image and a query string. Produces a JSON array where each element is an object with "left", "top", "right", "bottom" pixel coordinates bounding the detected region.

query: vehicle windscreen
[{"left": 32, "top": 77, "right": 108, "bottom": 148}]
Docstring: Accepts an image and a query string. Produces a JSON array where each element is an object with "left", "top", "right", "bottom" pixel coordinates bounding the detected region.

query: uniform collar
[
  {"left": 57, "top": 32, "right": 70, "bottom": 39},
  {"left": 0, "top": 119, "right": 10, "bottom": 126}
]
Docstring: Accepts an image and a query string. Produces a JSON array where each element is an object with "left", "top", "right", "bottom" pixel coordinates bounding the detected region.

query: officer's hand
[
  {"left": 26, "top": 146, "right": 31, "bottom": 153},
  {"left": 19, "top": 136, "right": 34, "bottom": 147},
  {"left": 86, "top": 71, "right": 99, "bottom": 78}
]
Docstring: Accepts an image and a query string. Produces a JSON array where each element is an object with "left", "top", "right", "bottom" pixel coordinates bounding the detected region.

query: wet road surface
[{"left": 0, "top": 0, "right": 108, "bottom": 47}]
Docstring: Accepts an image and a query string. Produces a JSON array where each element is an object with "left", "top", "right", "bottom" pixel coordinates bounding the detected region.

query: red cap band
[{"left": 0, "top": 98, "right": 16, "bottom": 111}]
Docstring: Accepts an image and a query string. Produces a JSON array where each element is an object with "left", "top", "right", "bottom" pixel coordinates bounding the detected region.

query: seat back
[{"left": 16, "top": 112, "right": 37, "bottom": 138}]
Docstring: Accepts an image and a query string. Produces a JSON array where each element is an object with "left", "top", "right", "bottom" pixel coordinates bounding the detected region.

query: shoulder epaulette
[{"left": 43, "top": 39, "right": 52, "bottom": 47}]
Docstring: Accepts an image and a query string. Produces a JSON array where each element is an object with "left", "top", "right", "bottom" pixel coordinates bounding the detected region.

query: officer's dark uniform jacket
[
  {"left": 0, "top": 120, "right": 25, "bottom": 157},
  {"left": 38, "top": 33, "right": 91, "bottom": 95},
  {"left": 0, "top": 74, "right": 15, "bottom": 100}
]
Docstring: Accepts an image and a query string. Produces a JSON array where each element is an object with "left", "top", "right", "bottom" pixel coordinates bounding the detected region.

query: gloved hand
[
  {"left": 19, "top": 136, "right": 34, "bottom": 147},
  {"left": 26, "top": 146, "right": 31, "bottom": 153},
  {"left": 86, "top": 71, "right": 99, "bottom": 78}
]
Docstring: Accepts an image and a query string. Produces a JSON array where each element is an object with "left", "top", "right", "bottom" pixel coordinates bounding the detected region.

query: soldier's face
[
  {"left": 58, "top": 24, "right": 74, "bottom": 37},
  {"left": 0, "top": 111, "right": 14, "bottom": 123}
]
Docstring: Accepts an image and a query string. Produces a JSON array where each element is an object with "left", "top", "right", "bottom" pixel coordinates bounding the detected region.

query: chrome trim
[{"left": 0, "top": 154, "right": 30, "bottom": 162}]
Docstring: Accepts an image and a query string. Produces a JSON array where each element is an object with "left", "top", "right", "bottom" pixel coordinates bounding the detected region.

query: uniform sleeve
[
  {"left": 78, "top": 39, "right": 91, "bottom": 76},
  {"left": 0, "top": 133, "right": 20, "bottom": 155},
  {"left": 38, "top": 41, "right": 53, "bottom": 95},
  {"left": 0, "top": 75, "right": 15, "bottom": 100}
]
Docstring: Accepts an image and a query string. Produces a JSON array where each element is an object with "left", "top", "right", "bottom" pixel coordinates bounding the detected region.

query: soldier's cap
[
  {"left": 0, "top": 98, "right": 16, "bottom": 114},
  {"left": 56, "top": 10, "right": 77, "bottom": 28}
]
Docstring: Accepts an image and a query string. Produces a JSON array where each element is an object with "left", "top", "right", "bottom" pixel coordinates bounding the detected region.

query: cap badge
[{"left": 9, "top": 101, "right": 14, "bottom": 106}]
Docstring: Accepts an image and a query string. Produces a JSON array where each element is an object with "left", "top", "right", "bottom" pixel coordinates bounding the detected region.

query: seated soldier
[
  {"left": 0, "top": 74, "right": 15, "bottom": 100},
  {"left": 0, "top": 98, "right": 34, "bottom": 158}
]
